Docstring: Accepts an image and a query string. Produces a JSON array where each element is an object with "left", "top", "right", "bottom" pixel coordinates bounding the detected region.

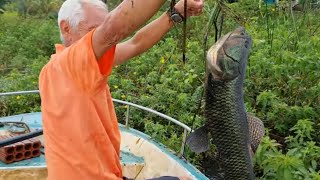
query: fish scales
[{"left": 205, "top": 73, "right": 254, "bottom": 179}]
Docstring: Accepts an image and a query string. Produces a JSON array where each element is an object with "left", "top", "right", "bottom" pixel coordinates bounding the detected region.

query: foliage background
[{"left": 0, "top": 0, "right": 319, "bottom": 179}]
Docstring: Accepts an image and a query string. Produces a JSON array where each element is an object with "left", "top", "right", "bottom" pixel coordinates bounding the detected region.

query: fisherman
[{"left": 38, "top": 0, "right": 204, "bottom": 180}]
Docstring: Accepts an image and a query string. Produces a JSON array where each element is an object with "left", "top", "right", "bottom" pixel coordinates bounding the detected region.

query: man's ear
[{"left": 60, "top": 20, "right": 71, "bottom": 41}]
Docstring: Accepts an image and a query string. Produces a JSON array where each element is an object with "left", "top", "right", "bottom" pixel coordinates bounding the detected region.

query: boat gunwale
[{"left": 0, "top": 90, "right": 192, "bottom": 157}]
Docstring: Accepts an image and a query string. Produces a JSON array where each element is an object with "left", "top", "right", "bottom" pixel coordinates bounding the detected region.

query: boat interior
[{"left": 0, "top": 91, "right": 209, "bottom": 180}]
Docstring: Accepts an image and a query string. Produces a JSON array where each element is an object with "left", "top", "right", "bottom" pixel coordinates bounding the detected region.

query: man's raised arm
[{"left": 93, "top": 0, "right": 166, "bottom": 60}]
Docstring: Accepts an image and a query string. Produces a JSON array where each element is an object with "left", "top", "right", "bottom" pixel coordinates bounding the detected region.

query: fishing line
[
  {"left": 182, "top": 1, "right": 224, "bottom": 158},
  {"left": 170, "top": 0, "right": 188, "bottom": 63}
]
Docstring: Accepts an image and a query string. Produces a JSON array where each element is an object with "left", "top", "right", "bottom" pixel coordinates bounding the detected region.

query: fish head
[{"left": 207, "top": 27, "right": 252, "bottom": 81}]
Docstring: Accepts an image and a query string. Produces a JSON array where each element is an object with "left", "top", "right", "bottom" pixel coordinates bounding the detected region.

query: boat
[{"left": 0, "top": 90, "right": 209, "bottom": 180}]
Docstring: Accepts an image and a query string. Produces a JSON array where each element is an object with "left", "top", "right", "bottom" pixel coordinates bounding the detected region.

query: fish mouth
[{"left": 207, "top": 27, "right": 252, "bottom": 81}]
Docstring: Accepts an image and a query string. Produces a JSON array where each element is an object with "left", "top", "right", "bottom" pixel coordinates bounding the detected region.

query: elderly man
[{"left": 39, "top": 0, "right": 204, "bottom": 179}]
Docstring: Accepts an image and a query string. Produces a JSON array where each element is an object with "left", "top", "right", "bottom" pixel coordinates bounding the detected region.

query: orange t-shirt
[{"left": 39, "top": 29, "right": 122, "bottom": 180}]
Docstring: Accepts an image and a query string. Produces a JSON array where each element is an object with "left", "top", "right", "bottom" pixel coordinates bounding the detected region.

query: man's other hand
[{"left": 175, "top": 0, "right": 204, "bottom": 17}]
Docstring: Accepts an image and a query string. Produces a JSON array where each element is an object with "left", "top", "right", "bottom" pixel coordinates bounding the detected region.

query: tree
[{"left": 3, "top": 0, "right": 63, "bottom": 18}]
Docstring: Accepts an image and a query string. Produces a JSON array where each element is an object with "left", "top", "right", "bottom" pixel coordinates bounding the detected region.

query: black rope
[
  {"left": 0, "top": 129, "right": 43, "bottom": 148},
  {"left": 182, "top": 0, "right": 187, "bottom": 63}
]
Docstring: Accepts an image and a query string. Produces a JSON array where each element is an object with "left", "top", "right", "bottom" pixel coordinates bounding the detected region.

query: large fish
[{"left": 186, "top": 27, "right": 264, "bottom": 179}]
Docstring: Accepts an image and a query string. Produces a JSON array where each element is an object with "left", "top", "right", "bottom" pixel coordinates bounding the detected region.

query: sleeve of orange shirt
[{"left": 55, "top": 29, "right": 116, "bottom": 92}]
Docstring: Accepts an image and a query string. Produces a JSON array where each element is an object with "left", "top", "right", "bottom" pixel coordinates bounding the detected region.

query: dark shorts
[{"left": 123, "top": 176, "right": 179, "bottom": 180}]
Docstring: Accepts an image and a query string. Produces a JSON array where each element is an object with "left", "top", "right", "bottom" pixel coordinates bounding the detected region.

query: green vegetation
[{"left": 0, "top": 0, "right": 319, "bottom": 179}]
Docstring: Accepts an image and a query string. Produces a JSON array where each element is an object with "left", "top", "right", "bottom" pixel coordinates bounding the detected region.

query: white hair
[{"left": 58, "top": 0, "right": 108, "bottom": 43}]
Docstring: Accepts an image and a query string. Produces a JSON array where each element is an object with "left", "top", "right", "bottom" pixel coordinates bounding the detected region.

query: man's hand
[
  {"left": 113, "top": 0, "right": 205, "bottom": 66},
  {"left": 175, "top": 0, "right": 204, "bottom": 18}
]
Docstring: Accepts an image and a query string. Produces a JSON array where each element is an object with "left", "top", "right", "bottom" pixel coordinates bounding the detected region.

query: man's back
[{"left": 39, "top": 29, "right": 122, "bottom": 180}]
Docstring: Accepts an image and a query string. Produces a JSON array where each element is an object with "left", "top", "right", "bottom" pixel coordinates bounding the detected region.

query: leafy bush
[{"left": 255, "top": 119, "right": 320, "bottom": 179}]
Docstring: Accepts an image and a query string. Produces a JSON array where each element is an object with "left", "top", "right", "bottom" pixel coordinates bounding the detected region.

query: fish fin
[
  {"left": 186, "top": 126, "right": 210, "bottom": 154},
  {"left": 247, "top": 113, "right": 265, "bottom": 153}
]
